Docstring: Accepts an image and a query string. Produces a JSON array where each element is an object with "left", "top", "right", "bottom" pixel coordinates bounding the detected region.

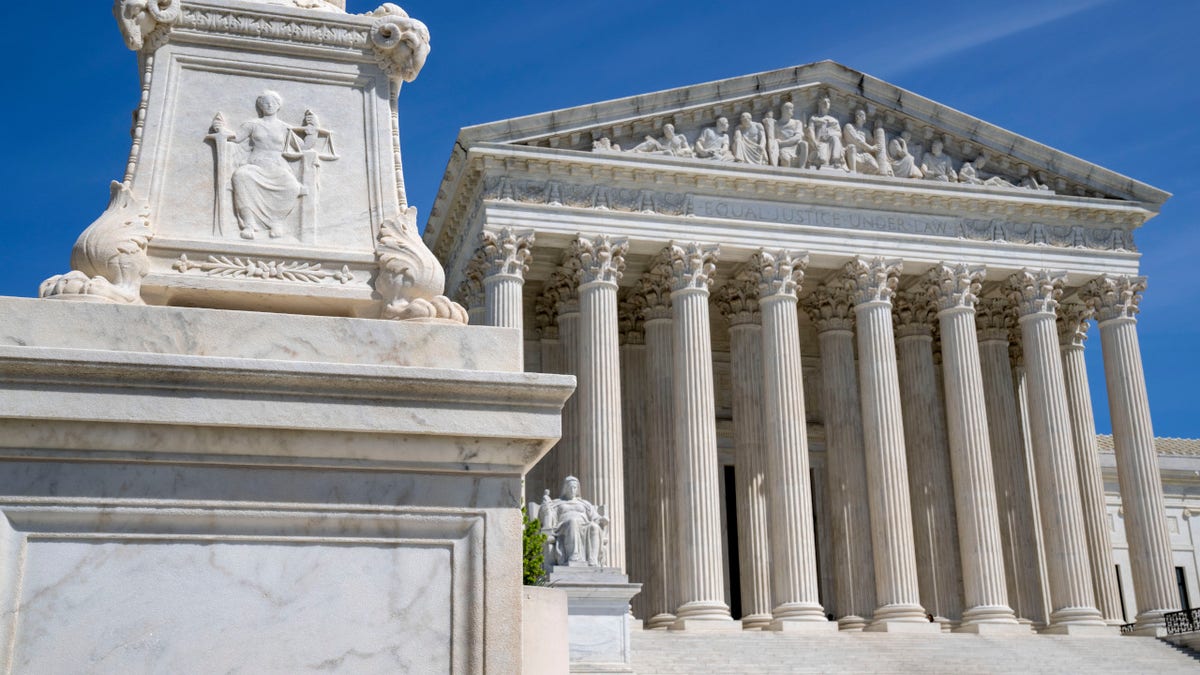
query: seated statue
[
  {"left": 842, "top": 109, "right": 882, "bottom": 174},
  {"left": 629, "top": 124, "right": 693, "bottom": 158},
  {"left": 731, "top": 112, "right": 767, "bottom": 165},
  {"left": 530, "top": 476, "right": 609, "bottom": 569},
  {"left": 920, "top": 139, "right": 957, "bottom": 182},
  {"left": 694, "top": 117, "right": 734, "bottom": 161}
]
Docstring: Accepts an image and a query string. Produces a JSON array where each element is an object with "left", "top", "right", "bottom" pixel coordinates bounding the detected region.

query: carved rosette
[
  {"left": 749, "top": 249, "right": 808, "bottom": 300},
  {"left": 926, "top": 263, "right": 985, "bottom": 313},
  {"left": 368, "top": 4, "right": 431, "bottom": 83},
  {"left": 114, "top": 0, "right": 182, "bottom": 52},
  {"left": 1005, "top": 269, "right": 1066, "bottom": 318},
  {"left": 1081, "top": 275, "right": 1146, "bottom": 324},
  {"left": 618, "top": 291, "right": 647, "bottom": 345},
  {"left": 479, "top": 228, "right": 535, "bottom": 281},
  {"left": 974, "top": 297, "right": 1011, "bottom": 342},
  {"left": 375, "top": 207, "right": 467, "bottom": 323},
  {"left": 661, "top": 242, "right": 720, "bottom": 293},
  {"left": 843, "top": 257, "right": 902, "bottom": 306},
  {"left": 1057, "top": 302, "right": 1094, "bottom": 348},
  {"left": 570, "top": 235, "right": 629, "bottom": 288},
  {"left": 802, "top": 282, "right": 855, "bottom": 333},
  {"left": 892, "top": 287, "right": 937, "bottom": 338},
  {"left": 39, "top": 182, "right": 154, "bottom": 305},
  {"left": 713, "top": 275, "right": 762, "bottom": 327}
]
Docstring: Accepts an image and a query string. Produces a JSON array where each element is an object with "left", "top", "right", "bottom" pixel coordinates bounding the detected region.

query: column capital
[
  {"left": 927, "top": 263, "right": 985, "bottom": 313},
  {"left": 1005, "top": 269, "right": 1066, "bottom": 318},
  {"left": 454, "top": 251, "right": 486, "bottom": 311},
  {"left": 893, "top": 287, "right": 937, "bottom": 339},
  {"left": 1081, "top": 274, "right": 1146, "bottom": 325},
  {"left": 1057, "top": 302, "right": 1094, "bottom": 349},
  {"left": 546, "top": 262, "right": 581, "bottom": 315},
  {"left": 802, "top": 282, "right": 855, "bottom": 333},
  {"left": 619, "top": 291, "right": 647, "bottom": 345},
  {"left": 844, "top": 257, "right": 902, "bottom": 306},
  {"left": 750, "top": 249, "right": 809, "bottom": 300},
  {"left": 714, "top": 275, "right": 761, "bottom": 327},
  {"left": 974, "top": 297, "right": 1011, "bottom": 343},
  {"left": 570, "top": 234, "right": 629, "bottom": 288},
  {"left": 533, "top": 294, "right": 560, "bottom": 341},
  {"left": 656, "top": 242, "right": 720, "bottom": 294},
  {"left": 479, "top": 227, "right": 535, "bottom": 281},
  {"left": 635, "top": 273, "right": 673, "bottom": 322}
]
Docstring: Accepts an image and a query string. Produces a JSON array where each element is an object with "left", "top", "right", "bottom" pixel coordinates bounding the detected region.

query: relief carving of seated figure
[
  {"left": 732, "top": 112, "right": 768, "bottom": 165},
  {"left": 629, "top": 123, "right": 693, "bottom": 158},
  {"left": 807, "top": 96, "right": 844, "bottom": 170},
  {"left": 961, "top": 153, "right": 1015, "bottom": 187},
  {"left": 694, "top": 117, "right": 734, "bottom": 161},
  {"left": 889, "top": 138, "right": 924, "bottom": 179},
  {"left": 920, "top": 139, "right": 957, "bottom": 182},
  {"left": 774, "top": 102, "right": 809, "bottom": 168},
  {"left": 842, "top": 109, "right": 882, "bottom": 174},
  {"left": 228, "top": 91, "right": 307, "bottom": 240},
  {"left": 537, "top": 476, "right": 609, "bottom": 568}
]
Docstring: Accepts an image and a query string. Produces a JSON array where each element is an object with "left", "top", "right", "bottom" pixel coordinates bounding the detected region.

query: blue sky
[{"left": 0, "top": 1, "right": 1195, "bottom": 436}]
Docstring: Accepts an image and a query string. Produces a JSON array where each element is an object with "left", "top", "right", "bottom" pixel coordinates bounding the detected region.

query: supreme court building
[{"left": 423, "top": 61, "right": 1182, "bottom": 636}]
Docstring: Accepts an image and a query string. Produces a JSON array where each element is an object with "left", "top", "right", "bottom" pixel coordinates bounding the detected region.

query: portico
[{"left": 424, "top": 61, "right": 1176, "bottom": 635}]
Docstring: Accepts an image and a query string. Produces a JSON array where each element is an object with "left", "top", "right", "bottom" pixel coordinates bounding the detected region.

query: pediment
[{"left": 456, "top": 61, "right": 1166, "bottom": 207}]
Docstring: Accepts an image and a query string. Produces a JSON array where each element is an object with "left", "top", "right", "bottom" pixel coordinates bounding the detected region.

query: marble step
[{"left": 631, "top": 630, "right": 1200, "bottom": 674}]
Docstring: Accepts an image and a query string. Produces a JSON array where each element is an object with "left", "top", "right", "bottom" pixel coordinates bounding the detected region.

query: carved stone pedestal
[{"left": 548, "top": 567, "right": 642, "bottom": 673}]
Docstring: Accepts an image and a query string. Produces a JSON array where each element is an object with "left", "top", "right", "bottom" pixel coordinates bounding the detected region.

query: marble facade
[{"left": 425, "top": 60, "right": 1181, "bottom": 637}]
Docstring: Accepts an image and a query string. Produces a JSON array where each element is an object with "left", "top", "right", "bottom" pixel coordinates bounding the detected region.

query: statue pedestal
[{"left": 547, "top": 567, "right": 642, "bottom": 673}]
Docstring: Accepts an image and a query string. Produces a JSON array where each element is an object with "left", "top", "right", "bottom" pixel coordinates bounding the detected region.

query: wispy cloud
[{"left": 866, "top": 0, "right": 1114, "bottom": 76}]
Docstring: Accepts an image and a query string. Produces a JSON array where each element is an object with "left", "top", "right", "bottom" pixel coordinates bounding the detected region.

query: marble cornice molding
[
  {"left": 802, "top": 282, "right": 855, "bottom": 333},
  {"left": 927, "top": 263, "right": 985, "bottom": 313},
  {"left": 713, "top": 274, "right": 762, "bottom": 327},
  {"left": 893, "top": 286, "right": 937, "bottom": 338},
  {"left": 1081, "top": 274, "right": 1147, "bottom": 325},
  {"left": 1057, "top": 302, "right": 1094, "bottom": 348},
  {"left": 845, "top": 257, "right": 902, "bottom": 306},
  {"left": 1006, "top": 269, "right": 1067, "bottom": 319},
  {"left": 425, "top": 145, "right": 1148, "bottom": 266}
]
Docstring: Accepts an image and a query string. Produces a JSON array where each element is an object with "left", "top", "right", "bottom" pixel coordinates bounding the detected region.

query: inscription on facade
[{"left": 694, "top": 197, "right": 960, "bottom": 237}]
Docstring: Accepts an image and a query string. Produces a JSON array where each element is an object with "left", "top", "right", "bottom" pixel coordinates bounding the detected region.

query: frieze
[
  {"left": 172, "top": 253, "right": 356, "bottom": 284},
  {"left": 174, "top": 5, "right": 371, "bottom": 52}
]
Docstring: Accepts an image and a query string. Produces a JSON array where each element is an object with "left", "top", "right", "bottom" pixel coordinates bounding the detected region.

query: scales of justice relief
[{"left": 206, "top": 91, "right": 339, "bottom": 244}]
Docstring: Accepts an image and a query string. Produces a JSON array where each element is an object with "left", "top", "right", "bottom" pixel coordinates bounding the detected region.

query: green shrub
[{"left": 522, "top": 506, "right": 547, "bottom": 586}]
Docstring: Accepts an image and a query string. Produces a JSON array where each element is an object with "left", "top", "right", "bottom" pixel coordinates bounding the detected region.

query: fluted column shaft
[
  {"left": 928, "top": 265, "right": 1018, "bottom": 629},
  {"left": 643, "top": 307, "right": 678, "bottom": 628},
  {"left": 1058, "top": 305, "right": 1124, "bottom": 625},
  {"left": 557, "top": 306, "right": 580, "bottom": 480},
  {"left": 753, "top": 251, "right": 829, "bottom": 630},
  {"left": 1085, "top": 276, "right": 1178, "bottom": 632},
  {"left": 664, "top": 243, "right": 735, "bottom": 628},
  {"left": 480, "top": 230, "right": 534, "bottom": 371},
  {"left": 1008, "top": 271, "right": 1104, "bottom": 631},
  {"left": 728, "top": 321, "right": 773, "bottom": 628},
  {"left": 1011, "top": 359, "right": 1054, "bottom": 626},
  {"left": 847, "top": 259, "right": 929, "bottom": 628},
  {"left": 894, "top": 291, "right": 961, "bottom": 628},
  {"left": 976, "top": 301, "right": 1048, "bottom": 627},
  {"left": 528, "top": 298, "right": 562, "bottom": 498},
  {"left": 619, "top": 297, "right": 650, "bottom": 619}
]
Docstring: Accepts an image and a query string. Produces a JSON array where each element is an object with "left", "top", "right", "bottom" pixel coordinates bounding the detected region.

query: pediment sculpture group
[
  {"left": 529, "top": 476, "right": 610, "bottom": 571},
  {"left": 593, "top": 95, "right": 1054, "bottom": 192}
]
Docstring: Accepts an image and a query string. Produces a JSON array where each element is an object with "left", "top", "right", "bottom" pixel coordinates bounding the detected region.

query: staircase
[{"left": 632, "top": 629, "right": 1200, "bottom": 674}]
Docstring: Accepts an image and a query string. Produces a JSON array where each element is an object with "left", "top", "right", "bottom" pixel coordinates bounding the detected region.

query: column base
[
  {"left": 864, "top": 620, "right": 942, "bottom": 634},
  {"left": 836, "top": 615, "right": 869, "bottom": 631},
  {"left": 954, "top": 622, "right": 1031, "bottom": 635},
  {"left": 1039, "top": 624, "right": 1119, "bottom": 636},
  {"left": 767, "top": 619, "right": 840, "bottom": 632},
  {"left": 669, "top": 618, "right": 743, "bottom": 632},
  {"left": 740, "top": 614, "right": 772, "bottom": 630},
  {"left": 644, "top": 613, "right": 676, "bottom": 630},
  {"left": 1125, "top": 625, "right": 1168, "bottom": 638}
]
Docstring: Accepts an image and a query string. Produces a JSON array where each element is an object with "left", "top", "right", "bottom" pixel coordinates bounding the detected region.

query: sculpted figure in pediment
[
  {"left": 920, "top": 139, "right": 957, "bottom": 182},
  {"left": 1018, "top": 165, "right": 1051, "bottom": 191},
  {"left": 843, "top": 109, "right": 883, "bottom": 175},
  {"left": 889, "top": 138, "right": 924, "bottom": 179},
  {"left": 593, "top": 137, "right": 622, "bottom": 153},
  {"left": 732, "top": 112, "right": 768, "bottom": 165},
  {"left": 695, "top": 117, "right": 734, "bottom": 161},
  {"left": 773, "top": 102, "right": 810, "bottom": 169},
  {"left": 808, "top": 96, "right": 845, "bottom": 170},
  {"left": 629, "top": 123, "right": 693, "bottom": 158},
  {"left": 961, "top": 152, "right": 1014, "bottom": 187}
]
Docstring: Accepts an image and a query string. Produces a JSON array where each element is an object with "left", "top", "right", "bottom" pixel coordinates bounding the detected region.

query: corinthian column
[
  {"left": 805, "top": 283, "right": 876, "bottom": 631},
  {"left": 927, "top": 264, "right": 1021, "bottom": 632},
  {"left": 1006, "top": 270, "right": 1107, "bottom": 634},
  {"left": 661, "top": 242, "right": 737, "bottom": 630},
  {"left": 976, "top": 299, "right": 1048, "bottom": 627},
  {"left": 619, "top": 293, "right": 651, "bottom": 619},
  {"left": 640, "top": 274, "right": 678, "bottom": 629},
  {"left": 456, "top": 251, "right": 486, "bottom": 326},
  {"left": 548, "top": 264, "right": 581, "bottom": 481},
  {"left": 570, "top": 235, "right": 629, "bottom": 571},
  {"left": 714, "top": 278, "right": 772, "bottom": 629},
  {"left": 893, "top": 288, "right": 961, "bottom": 629},
  {"left": 1057, "top": 302, "right": 1124, "bottom": 625},
  {"left": 1083, "top": 275, "right": 1178, "bottom": 634},
  {"left": 845, "top": 258, "right": 933, "bottom": 632},
  {"left": 749, "top": 250, "right": 834, "bottom": 631}
]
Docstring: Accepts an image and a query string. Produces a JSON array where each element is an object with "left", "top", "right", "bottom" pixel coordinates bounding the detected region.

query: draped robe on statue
[{"left": 231, "top": 118, "right": 304, "bottom": 234}]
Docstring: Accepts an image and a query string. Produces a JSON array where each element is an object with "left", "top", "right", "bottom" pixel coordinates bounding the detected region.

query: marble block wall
[{"left": 0, "top": 298, "right": 574, "bottom": 674}]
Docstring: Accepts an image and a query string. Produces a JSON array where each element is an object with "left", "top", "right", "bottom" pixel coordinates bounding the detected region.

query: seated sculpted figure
[
  {"left": 694, "top": 117, "right": 734, "bottom": 161},
  {"left": 773, "top": 102, "right": 809, "bottom": 168},
  {"left": 842, "top": 109, "right": 882, "bottom": 174},
  {"left": 920, "top": 139, "right": 957, "bottom": 182},
  {"left": 629, "top": 124, "right": 693, "bottom": 158},
  {"left": 536, "top": 476, "right": 609, "bottom": 568},
  {"left": 807, "top": 96, "right": 844, "bottom": 170},
  {"left": 731, "top": 112, "right": 767, "bottom": 165},
  {"left": 228, "top": 91, "right": 307, "bottom": 239}
]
